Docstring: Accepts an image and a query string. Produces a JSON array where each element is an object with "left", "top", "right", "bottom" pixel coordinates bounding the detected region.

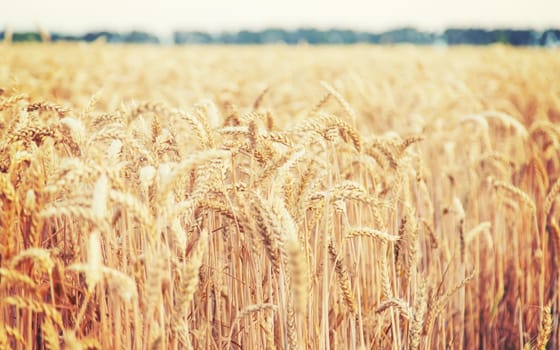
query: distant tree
[
  {"left": 174, "top": 31, "right": 213, "bottom": 44},
  {"left": 482, "top": 29, "right": 536, "bottom": 46},
  {"left": 296, "top": 29, "right": 326, "bottom": 44},
  {"left": 218, "top": 32, "right": 236, "bottom": 44},
  {"left": 83, "top": 31, "right": 115, "bottom": 42},
  {"left": 444, "top": 29, "right": 497, "bottom": 45},
  {"left": 283, "top": 30, "right": 301, "bottom": 45},
  {"left": 325, "top": 29, "right": 359, "bottom": 44},
  {"left": 261, "top": 28, "right": 286, "bottom": 44},
  {"left": 379, "top": 28, "right": 435, "bottom": 44},
  {"left": 367, "top": 33, "right": 381, "bottom": 44},
  {"left": 4, "top": 27, "right": 558, "bottom": 46},
  {"left": 50, "top": 33, "right": 80, "bottom": 42},
  {"left": 123, "top": 31, "right": 159, "bottom": 44},
  {"left": 236, "top": 30, "right": 261, "bottom": 44},
  {"left": 12, "top": 32, "right": 41, "bottom": 42},
  {"left": 506, "top": 30, "right": 538, "bottom": 46},
  {"left": 540, "top": 29, "right": 560, "bottom": 46}
]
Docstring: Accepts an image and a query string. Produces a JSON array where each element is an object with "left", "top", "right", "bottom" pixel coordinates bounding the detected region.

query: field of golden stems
[{"left": 0, "top": 43, "right": 559, "bottom": 349}]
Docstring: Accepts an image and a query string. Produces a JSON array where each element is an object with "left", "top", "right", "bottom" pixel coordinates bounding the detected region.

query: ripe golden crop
[{"left": 0, "top": 43, "right": 558, "bottom": 349}]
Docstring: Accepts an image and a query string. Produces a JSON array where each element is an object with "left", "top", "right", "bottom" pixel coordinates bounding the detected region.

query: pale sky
[{"left": 4, "top": 0, "right": 560, "bottom": 34}]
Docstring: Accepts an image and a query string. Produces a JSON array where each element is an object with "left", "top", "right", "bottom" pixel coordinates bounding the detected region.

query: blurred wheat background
[{"left": 0, "top": 43, "right": 559, "bottom": 349}]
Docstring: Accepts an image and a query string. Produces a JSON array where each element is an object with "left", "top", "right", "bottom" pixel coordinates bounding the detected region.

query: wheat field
[{"left": 0, "top": 43, "right": 559, "bottom": 349}]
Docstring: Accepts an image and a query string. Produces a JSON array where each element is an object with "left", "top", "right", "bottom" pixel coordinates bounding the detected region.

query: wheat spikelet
[
  {"left": 263, "top": 110, "right": 275, "bottom": 131},
  {"left": 9, "top": 247, "right": 55, "bottom": 273},
  {"left": 262, "top": 315, "right": 276, "bottom": 350},
  {"left": 253, "top": 86, "right": 270, "bottom": 110},
  {"left": 453, "top": 197, "right": 466, "bottom": 262},
  {"left": 535, "top": 303, "right": 552, "bottom": 350},
  {"left": 409, "top": 279, "right": 428, "bottom": 350},
  {"left": 173, "top": 230, "right": 208, "bottom": 327},
  {"left": 178, "top": 110, "right": 214, "bottom": 149},
  {"left": 421, "top": 219, "right": 439, "bottom": 249},
  {"left": 395, "top": 207, "right": 418, "bottom": 282},
  {"left": 265, "top": 131, "right": 293, "bottom": 147},
  {"left": 39, "top": 204, "right": 109, "bottom": 233},
  {"left": 0, "top": 267, "right": 38, "bottom": 290},
  {"left": 465, "top": 221, "right": 493, "bottom": 247},
  {"left": 9, "top": 125, "right": 56, "bottom": 146},
  {"left": 4, "top": 326, "right": 26, "bottom": 347},
  {"left": 218, "top": 125, "right": 250, "bottom": 137},
  {"left": 544, "top": 177, "right": 560, "bottom": 217},
  {"left": 250, "top": 194, "right": 282, "bottom": 275},
  {"left": 98, "top": 266, "right": 136, "bottom": 302},
  {"left": 223, "top": 108, "right": 242, "bottom": 127},
  {"left": 328, "top": 180, "right": 373, "bottom": 204},
  {"left": 23, "top": 188, "right": 36, "bottom": 216},
  {"left": 3, "top": 296, "right": 63, "bottom": 327},
  {"left": 255, "top": 150, "right": 295, "bottom": 187},
  {"left": 42, "top": 318, "right": 61, "bottom": 350},
  {"left": 396, "top": 136, "right": 424, "bottom": 156},
  {"left": 0, "top": 94, "right": 28, "bottom": 111},
  {"left": 548, "top": 219, "right": 560, "bottom": 269},
  {"left": 80, "top": 338, "right": 102, "bottom": 350},
  {"left": 143, "top": 253, "right": 167, "bottom": 317},
  {"left": 477, "top": 152, "right": 516, "bottom": 182},
  {"left": 375, "top": 298, "right": 412, "bottom": 320},
  {"left": 379, "top": 242, "right": 393, "bottom": 298},
  {"left": 288, "top": 159, "right": 319, "bottom": 221},
  {"left": 236, "top": 303, "right": 278, "bottom": 321},
  {"left": 483, "top": 110, "right": 528, "bottom": 138},
  {"left": 346, "top": 227, "right": 400, "bottom": 242},
  {"left": 26, "top": 101, "right": 68, "bottom": 115},
  {"left": 308, "top": 92, "right": 332, "bottom": 118},
  {"left": 524, "top": 154, "right": 550, "bottom": 196},
  {"left": 86, "top": 231, "right": 103, "bottom": 292},
  {"left": 0, "top": 173, "right": 16, "bottom": 202},
  {"left": 194, "top": 106, "right": 217, "bottom": 147},
  {"left": 87, "top": 123, "right": 126, "bottom": 145},
  {"left": 67, "top": 263, "right": 137, "bottom": 302},
  {"left": 423, "top": 271, "right": 475, "bottom": 336},
  {"left": 151, "top": 115, "right": 161, "bottom": 144},
  {"left": 285, "top": 235, "right": 308, "bottom": 314},
  {"left": 195, "top": 99, "right": 221, "bottom": 129},
  {"left": 297, "top": 114, "right": 362, "bottom": 152},
  {"left": 285, "top": 295, "right": 298, "bottom": 350},
  {"left": 196, "top": 198, "right": 235, "bottom": 220},
  {"left": 405, "top": 209, "right": 419, "bottom": 283},
  {"left": 129, "top": 101, "right": 170, "bottom": 122},
  {"left": 328, "top": 239, "right": 357, "bottom": 314},
  {"left": 157, "top": 149, "right": 229, "bottom": 202},
  {"left": 91, "top": 113, "right": 123, "bottom": 127},
  {"left": 109, "top": 189, "right": 152, "bottom": 228},
  {"left": 366, "top": 139, "right": 399, "bottom": 169},
  {"left": 492, "top": 178, "right": 536, "bottom": 212},
  {"left": 227, "top": 303, "right": 278, "bottom": 350},
  {"left": 268, "top": 147, "right": 306, "bottom": 194},
  {"left": 320, "top": 81, "right": 357, "bottom": 122}
]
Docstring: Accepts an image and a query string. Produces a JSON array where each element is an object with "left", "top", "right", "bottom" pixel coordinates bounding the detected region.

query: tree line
[{"left": 1, "top": 28, "right": 559, "bottom": 46}]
